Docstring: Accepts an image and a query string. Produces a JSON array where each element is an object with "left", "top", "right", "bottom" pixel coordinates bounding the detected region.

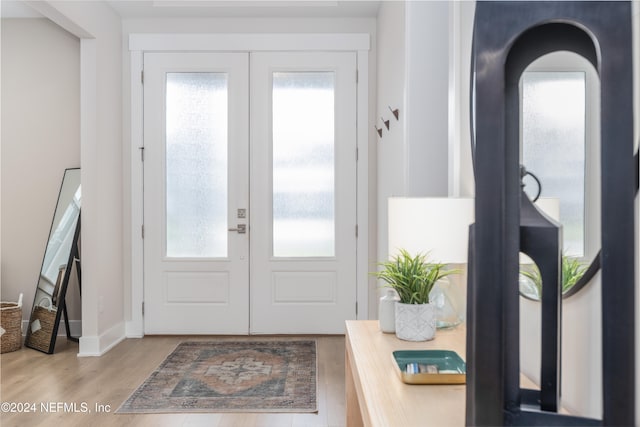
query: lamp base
[{"left": 430, "top": 278, "right": 465, "bottom": 329}]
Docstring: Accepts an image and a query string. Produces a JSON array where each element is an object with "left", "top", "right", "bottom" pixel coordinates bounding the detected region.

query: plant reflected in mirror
[
  {"left": 561, "top": 257, "right": 588, "bottom": 294},
  {"left": 519, "top": 255, "right": 587, "bottom": 300},
  {"left": 519, "top": 267, "right": 541, "bottom": 300}
]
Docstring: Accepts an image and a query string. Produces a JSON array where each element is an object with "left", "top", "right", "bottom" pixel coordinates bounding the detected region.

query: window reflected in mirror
[
  {"left": 522, "top": 71, "right": 585, "bottom": 256},
  {"left": 25, "top": 168, "right": 81, "bottom": 353},
  {"left": 520, "top": 51, "right": 600, "bottom": 264}
]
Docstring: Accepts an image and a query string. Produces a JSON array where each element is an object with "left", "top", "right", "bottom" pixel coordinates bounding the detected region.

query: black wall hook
[
  {"left": 381, "top": 117, "right": 390, "bottom": 130},
  {"left": 388, "top": 106, "right": 400, "bottom": 120}
]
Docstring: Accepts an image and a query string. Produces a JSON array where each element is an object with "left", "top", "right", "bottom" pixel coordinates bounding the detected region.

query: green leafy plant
[
  {"left": 372, "top": 249, "right": 458, "bottom": 304},
  {"left": 561, "top": 256, "right": 587, "bottom": 293},
  {"left": 520, "top": 255, "right": 587, "bottom": 297}
]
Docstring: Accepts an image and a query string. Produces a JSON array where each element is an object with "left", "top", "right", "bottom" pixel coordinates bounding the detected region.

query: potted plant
[{"left": 373, "top": 249, "right": 458, "bottom": 341}]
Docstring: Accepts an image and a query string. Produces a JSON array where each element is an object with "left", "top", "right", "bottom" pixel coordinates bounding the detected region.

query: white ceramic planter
[{"left": 395, "top": 302, "right": 436, "bottom": 341}]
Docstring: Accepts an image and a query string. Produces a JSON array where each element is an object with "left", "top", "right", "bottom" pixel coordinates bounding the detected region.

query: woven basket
[
  {"left": 27, "top": 304, "right": 57, "bottom": 353},
  {"left": 1, "top": 294, "right": 23, "bottom": 354}
]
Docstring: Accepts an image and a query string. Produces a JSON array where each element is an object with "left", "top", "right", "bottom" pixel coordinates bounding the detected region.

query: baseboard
[
  {"left": 78, "top": 321, "right": 125, "bottom": 357},
  {"left": 125, "top": 319, "right": 144, "bottom": 338},
  {"left": 21, "top": 319, "right": 82, "bottom": 337}
]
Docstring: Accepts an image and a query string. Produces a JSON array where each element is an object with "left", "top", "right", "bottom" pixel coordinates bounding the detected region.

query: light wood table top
[{"left": 345, "top": 320, "right": 467, "bottom": 427}]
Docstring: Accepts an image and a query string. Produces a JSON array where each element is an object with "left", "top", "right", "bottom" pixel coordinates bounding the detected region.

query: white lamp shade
[
  {"left": 533, "top": 197, "right": 560, "bottom": 221},
  {"left": 388, "top": 197, "right": 474, "bottom": 264}
]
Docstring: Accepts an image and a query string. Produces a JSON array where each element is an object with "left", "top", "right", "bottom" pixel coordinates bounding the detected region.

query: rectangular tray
[{"left": 392, "top": 350, "right": 466, "bottom": 384}]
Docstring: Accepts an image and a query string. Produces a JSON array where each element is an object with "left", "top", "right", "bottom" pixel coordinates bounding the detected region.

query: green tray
[{"left": 392, "top": 350, "right": 466, "bottom": 384}]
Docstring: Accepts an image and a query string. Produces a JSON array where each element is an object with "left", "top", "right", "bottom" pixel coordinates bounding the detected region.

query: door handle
[{"left": 228, "top": 224, "right": 247, "bottom": 234}]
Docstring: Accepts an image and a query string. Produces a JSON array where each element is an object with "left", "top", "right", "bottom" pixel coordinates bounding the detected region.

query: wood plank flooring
[{"left": 0, "top": 336, "right": 346, "bottom": 427}]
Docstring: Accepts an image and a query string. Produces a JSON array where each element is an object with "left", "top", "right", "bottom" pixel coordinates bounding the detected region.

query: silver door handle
[{"left": 228, "top": 224, "right": 247, "bottom": 234}]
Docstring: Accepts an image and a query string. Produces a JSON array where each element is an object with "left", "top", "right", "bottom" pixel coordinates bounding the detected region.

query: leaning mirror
[
  {"left": 25, "top": 168, "right": 81, "bottom": 353},
  {"left": 517, "top": 51, "right": 601, "bottom": 300}
]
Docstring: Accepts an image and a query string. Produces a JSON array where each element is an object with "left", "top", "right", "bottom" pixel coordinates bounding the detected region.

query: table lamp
[{"left": 388, "top": 197, "right": 474, "bottom": 328}]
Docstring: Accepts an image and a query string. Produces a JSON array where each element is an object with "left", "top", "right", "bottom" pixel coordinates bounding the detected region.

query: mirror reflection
[
  {"left": 25, "top": 168, "right": 81, "bottom": 353},
  {"left": 519, "top": 51, "right": 601, "bottom": 299}
]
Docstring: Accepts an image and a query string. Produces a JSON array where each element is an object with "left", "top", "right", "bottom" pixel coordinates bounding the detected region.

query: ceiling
[
  {"left": 1, "top": 1, "right": 44, "bottom": 18},
  {"left": 0, "top": 0, "right": 379, "bottom": 19}
]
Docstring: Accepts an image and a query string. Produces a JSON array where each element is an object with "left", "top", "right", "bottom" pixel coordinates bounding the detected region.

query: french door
[
  {"left": 143, "top": 51, "right": 357, "bottom": 334},
  {"left": 143, "top": 52, "right": 249, "bottom": 334}
]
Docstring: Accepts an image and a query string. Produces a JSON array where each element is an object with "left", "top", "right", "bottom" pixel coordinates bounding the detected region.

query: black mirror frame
[{"left": 24, "top": 168, "right": 81, "bottom": 354}]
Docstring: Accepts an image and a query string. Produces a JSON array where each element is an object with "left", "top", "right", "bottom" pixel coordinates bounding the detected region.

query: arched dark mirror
[
  {"left": 25, "top": 168, "right": 81, "bottom": 354},
  {"left": 518, "top": 51, "right": 601, "bottom": 300}
]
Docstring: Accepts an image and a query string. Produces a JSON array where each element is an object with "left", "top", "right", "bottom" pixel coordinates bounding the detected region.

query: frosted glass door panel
[
  {"left": 166, "top": 72, "right": 228, "bottom": 258},
  {"left": 272, "top": 72, "right": 335, "bottom": 257},
  {"left": 522, "top": 71, "right": 585, "bottom": 256}
]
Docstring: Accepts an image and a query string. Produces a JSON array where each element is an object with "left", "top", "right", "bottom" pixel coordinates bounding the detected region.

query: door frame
[{"left": 126, "top": 33, "right": 370, "bottom": 337}]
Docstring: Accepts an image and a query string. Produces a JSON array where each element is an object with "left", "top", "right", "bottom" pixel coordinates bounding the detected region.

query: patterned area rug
[{"left": 117, "top": 339, "right": 317, "bottom": 413}]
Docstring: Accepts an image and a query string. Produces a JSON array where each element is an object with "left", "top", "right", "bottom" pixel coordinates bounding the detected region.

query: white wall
[
  {"left": 520, "top": 281, "right": 603, "bottom": 418},
  {"left": 28, "top": 0, "right": 124, "bottom": 356},
  {"left": 1, "top": 18, "right": 81, "bottom": 323},
  {"left": 404, "top": 1, "right": 449, "bottom": 197},
  {"left": 454, "top": 1, "right": 475, "bottom": 197},
  {"left": 375, "top": 1, "right": 453, "bottom": 299},
  {"left": 376, "top": 0, "right": 405, "bottom": 287}
]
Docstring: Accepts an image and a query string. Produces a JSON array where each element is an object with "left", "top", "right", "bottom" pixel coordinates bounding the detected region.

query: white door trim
[
  {"left": 129, "top": 33, "right": 369, "bottom": 52},
  {"left": 127, "top": 33, "right": 370, "bottom": 337}
]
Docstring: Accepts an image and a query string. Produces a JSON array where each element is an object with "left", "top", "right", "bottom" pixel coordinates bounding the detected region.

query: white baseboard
[
  {"left": 78, "top": 321, "right": 125, "bottom": 357},
  {"left": 21, "top": 319, "right": 82, "bottom": 337},
  {"left": 125, "top": 319, "right": 144, "bottom": 338},
  {"left": 19, "top": 319, "right": 125, "bottom": 357}
]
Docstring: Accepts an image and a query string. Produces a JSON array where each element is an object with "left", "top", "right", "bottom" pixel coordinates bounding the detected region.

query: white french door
[
  {"left": 143, "top": 52, "right": 249, "bottom": 334},
  {"left": 250, "top": 52, "right": 357, "bottom": 333},
  {"left": 143, "top": 51, "right": 356, "bottom": 335}
]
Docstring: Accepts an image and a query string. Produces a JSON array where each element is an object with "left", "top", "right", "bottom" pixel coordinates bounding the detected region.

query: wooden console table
[{"left": 345, "top": 320, "right": 466, "bottom": 427}]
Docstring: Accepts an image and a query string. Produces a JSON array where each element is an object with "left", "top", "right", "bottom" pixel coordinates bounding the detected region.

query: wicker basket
[
  {"left": 1, "top": 294, "right": 23, "bottom": 354},
  {"left": 27, "top": 304, "right": 57, "bottom": 353}
]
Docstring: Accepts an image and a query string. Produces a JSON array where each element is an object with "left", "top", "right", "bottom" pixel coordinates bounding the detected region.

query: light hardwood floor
[{"left": 0, "top": 336, "right": 346, "bottom": 427}]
